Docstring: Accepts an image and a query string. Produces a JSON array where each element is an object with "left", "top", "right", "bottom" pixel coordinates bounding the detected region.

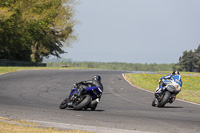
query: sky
[{"left": 61, "top": 0, "right": 200, "bottom": 64}]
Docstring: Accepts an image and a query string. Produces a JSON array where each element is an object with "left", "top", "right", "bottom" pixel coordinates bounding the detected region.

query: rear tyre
[
  {"left": 59, "top": 98, "right": 68, "bottom": 109},
  {"left": 158, "top": 91, "right": 171, "bottom": 107},
  {"left": 91, "top": 103, "right": 97, "bottom": 111},
  {"left": 73, "top": 95, "right": 91, "bottom": 110}
]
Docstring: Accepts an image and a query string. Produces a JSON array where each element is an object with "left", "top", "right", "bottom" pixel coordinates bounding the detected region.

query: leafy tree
[
  {"left": 0, "top": 1, "right": 31, "bottom": 61},
  {"left": 194, "top": 45, "right": 200, "bottom": 72},
  {"left": 175, "top": 45, "right": 200, "bottom": 72},
  {"left": 0, "top": 0, "right": 76, "bottom": 62}
]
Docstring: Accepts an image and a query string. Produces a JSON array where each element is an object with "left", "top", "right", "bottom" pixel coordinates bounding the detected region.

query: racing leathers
[
  {"left": 156, "top": 74, "right": 183, "bottom": 95},
  {"left": 76, "top": 79, "right": 103, "bottom": 97}
]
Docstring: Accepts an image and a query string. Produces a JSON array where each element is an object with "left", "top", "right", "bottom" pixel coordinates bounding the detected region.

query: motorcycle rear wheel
[
  {"left": 73, "top": 94, "right": 91, "bottom": 110},
  {"left": 157, "top": 91, "right": 171, "bottom": 107},
  {"left": 91, "top": 103, "right": 97, "bottom": 111}
]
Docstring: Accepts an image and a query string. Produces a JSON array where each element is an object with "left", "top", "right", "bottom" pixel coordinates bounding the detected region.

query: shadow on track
[
  {"left": 158, "top": 106, "right": 183, "bottom": 109},
  {"left": 61, "top": 108, "right": 105, "bottom": 112}
]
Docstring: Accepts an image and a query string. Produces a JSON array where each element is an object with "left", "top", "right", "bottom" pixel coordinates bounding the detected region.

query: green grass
[
  {"left": 0, "top": 117, "right": 93, "bottom": 133},
  {"left": 125, "top": 73, "right": 200, "bottom": 104},
  {"left": 0, "top": 121, "right": 92, "bottom": 133},
  {"left": 0, "top": 66, "right": 90, "bottom": 75},
  {"left": 157, "top": 71, "right": 200, "bottom": 75}
]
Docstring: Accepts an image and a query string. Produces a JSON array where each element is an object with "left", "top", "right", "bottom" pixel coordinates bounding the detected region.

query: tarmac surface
[{"left": 0, "top": 69, "right": 200, "bottom": 133}]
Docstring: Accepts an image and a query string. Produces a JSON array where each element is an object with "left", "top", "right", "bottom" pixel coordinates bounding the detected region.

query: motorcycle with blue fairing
[
  {"left": 59, "top": 83, "right": 102, "bottom": 110},
  {"left": 152, "top": 79, "right": 181, "bottom": 107},
  {"left": 152, "top": 71, "right": 182, "bottom": 107}
]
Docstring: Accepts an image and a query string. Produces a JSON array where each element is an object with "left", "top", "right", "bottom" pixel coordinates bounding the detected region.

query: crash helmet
[
  {"left": 92, "top": 75, "right": 101, "bottom": 82},
  {"left": 172, "top": 71, "right": 180, "bottom": 75}
]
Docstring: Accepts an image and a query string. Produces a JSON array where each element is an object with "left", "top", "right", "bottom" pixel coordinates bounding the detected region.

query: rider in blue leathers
[{"left": 155, "top": 71, "right": 183, "bottom": 95}]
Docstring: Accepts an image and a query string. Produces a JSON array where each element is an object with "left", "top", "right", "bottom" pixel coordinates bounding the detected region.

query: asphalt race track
[{"left": 0, "top": 69, "right": 200, "bottom": 133}]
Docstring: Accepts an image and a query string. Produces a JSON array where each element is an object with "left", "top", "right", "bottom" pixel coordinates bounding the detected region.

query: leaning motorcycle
[
  {"left": 60, "top": 84, "right": 102, "bottom": 110},
  {"left": 152, "top": 80, "right": 181, "bottom": 107}
]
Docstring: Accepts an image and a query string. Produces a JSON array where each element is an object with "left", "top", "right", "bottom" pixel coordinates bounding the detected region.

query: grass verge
[
  {"left": 0, "top": 117, "right": 93, "bottom": 133},
  {"left": 125, "top": 73, "right": 200, "bottom": 104},
  {"left": 0, "top": 66, "right": 90, "bottom": 75}
]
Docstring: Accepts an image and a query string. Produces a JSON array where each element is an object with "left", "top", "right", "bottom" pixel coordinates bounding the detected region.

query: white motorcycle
[{"left": 152, "top": 80, "right": 181, "bottom": 107}]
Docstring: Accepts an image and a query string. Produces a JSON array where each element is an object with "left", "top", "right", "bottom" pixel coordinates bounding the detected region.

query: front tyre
[
  {"left": 73, "top": 95, "right": 91, "bottom": 110},
  {"left": 152, "top": 98, "right": 157, "bottom": 107},
  {"left": 158, "top": 91, "right": 171, "bottom": 107},
  {"left": 59, "top": 98, "right": 68, "bottom": 109}
]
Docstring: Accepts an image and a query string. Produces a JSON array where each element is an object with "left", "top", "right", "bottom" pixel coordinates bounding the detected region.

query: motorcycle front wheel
[
  {"left": 152, "top": 98, "right": 158, "bottom": 107},
  {"left": 157, "top": 91, "right": 171, "bottom": 107},
  {"left": 73, "top": 94, "right": 92, "bottom": 110},
  {"left": 59, "top": 98, "right": 68, "bottom": 109}
]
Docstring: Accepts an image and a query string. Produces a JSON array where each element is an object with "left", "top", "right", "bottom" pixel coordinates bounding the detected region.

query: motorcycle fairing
[{"left": 85, "top": 87, "right": 102, "bottom": 99}]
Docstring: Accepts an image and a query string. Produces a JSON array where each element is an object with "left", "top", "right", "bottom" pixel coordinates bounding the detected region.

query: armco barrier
[{"left": 0, "top": 59, "right": 46, "bottom": 67}]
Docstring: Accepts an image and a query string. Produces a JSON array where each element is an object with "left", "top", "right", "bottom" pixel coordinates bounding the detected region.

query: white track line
[{"left": 29, "top": 120, "right": 150, "bottom": 133}]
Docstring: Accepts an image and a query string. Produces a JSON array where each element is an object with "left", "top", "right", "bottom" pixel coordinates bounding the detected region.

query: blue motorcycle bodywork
[{"left": 69, "top": 86, "right": 102, "bottom": 100}]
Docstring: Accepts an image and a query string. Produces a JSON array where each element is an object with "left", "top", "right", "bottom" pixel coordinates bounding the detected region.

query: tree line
[
  {"left": 174, "top": 45, "right": 200, "bottom": 72},
  {"left": 45, "top": 58, "right": 175, "bottom": 71},
  {"left": 0, "top": 0, "right": 76, "bottom": 62},
  {"left": 45, "top": 45, "right": 200, "bottom": 72}
]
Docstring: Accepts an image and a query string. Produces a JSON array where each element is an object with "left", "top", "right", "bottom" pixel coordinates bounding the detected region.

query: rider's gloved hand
[{"left": 160, "top": 77, "right": 164, "bottom": 80}]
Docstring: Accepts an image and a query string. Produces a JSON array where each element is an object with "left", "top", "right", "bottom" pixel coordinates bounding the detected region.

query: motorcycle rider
[
  {"left": 75, "top": 75, "right": 103, "bottom": 98},
  {"left": 155, "top": 71, "right": 183, "bottom": 98},
  {"left": 61, "top": 75, "right": 103, "bottom": 109}
]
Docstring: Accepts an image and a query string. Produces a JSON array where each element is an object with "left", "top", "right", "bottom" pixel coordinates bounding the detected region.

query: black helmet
[
  {"left": 92, "top": 75, "right": 101, "bottom": 82},
  {"left": 172, "top": 71, "right": 180, "bottom": 75}
]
